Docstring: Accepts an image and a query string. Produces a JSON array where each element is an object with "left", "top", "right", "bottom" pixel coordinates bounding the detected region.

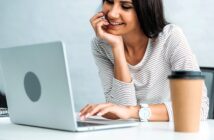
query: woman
[{"left": 80, "top": 0, "right": 209, "bottom": 121}]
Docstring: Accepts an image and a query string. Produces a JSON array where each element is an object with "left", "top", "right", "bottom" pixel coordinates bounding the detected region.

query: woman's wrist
[
  {"left": 109, "top": 37, "right": 123, "bottom": 47},
  {"left": 127, "top": 105, "right": 141, "bottom": 119},
  {"left": 111, "top": 43, "right": 124, "bottom": 52}
]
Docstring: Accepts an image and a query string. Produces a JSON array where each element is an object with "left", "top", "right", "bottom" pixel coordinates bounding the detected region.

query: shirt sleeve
[
  {"left": 91, "top": 37, "right": 137, "bottom": 106},
  {"left": 164, "top": 27, "right": 209, "bottom": 121}
]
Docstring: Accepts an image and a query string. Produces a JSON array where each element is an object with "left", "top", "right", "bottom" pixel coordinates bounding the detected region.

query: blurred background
[{"left": 0, "top": 0, "right": 213, "bottom": 110}]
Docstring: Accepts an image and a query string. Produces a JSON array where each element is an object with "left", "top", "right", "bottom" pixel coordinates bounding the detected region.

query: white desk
[{"left": 0, "top": 117, "right": 213, "bottom": 140}]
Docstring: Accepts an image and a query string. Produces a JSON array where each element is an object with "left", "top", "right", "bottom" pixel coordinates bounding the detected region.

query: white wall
[
  {"left": 0, "top": 0, "right": 213, "bottom": 110},
  {"left": 0, "top": 0, "right": 104, "bottom": 110},
  {"left": 164, "top": 0, "right": 214, "bottom": 66}
]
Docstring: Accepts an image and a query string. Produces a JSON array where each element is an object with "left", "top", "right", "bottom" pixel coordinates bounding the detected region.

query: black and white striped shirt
[{"left": 91, "top": 24, "right": 209, "bottom": 121}]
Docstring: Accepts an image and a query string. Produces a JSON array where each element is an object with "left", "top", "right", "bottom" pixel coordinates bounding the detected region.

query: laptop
[{"left": 0, "top": 41, "right": 138, "bottom": 132}]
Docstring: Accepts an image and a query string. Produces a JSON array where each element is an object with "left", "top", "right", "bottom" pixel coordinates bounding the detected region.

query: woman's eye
[
  {"left": 105, "top": 0, "right": 114, "bottom": 4},
  {"left": 122, "top": 5, "right": 133, "bottom": 10},
  {"left": 122, "top": 6, "right": 132, "bottom": 10}
]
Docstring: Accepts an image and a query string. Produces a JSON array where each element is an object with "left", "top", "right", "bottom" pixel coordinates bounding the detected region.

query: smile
[{"left": 109, "top": 21, "right": 124, "bottom": 26}]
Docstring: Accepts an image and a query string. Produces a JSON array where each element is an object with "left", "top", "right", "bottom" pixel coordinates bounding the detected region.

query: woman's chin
[{"left": 106, "top": 29, "right": 123, "bottom": 36}]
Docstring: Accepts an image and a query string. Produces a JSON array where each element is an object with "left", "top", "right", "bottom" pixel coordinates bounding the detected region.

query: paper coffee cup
[{"left": 168, "top": 71, "right": 205, "bottom": 132}]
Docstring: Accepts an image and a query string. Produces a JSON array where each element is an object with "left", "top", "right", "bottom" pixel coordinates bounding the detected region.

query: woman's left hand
[{"left": 79, "top": 103, "right": 134, "bottom": 120}]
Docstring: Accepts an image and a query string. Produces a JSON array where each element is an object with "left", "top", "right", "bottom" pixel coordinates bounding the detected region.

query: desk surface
[{"left": 0, "top": 117, "right": 213, "bottom": 140}]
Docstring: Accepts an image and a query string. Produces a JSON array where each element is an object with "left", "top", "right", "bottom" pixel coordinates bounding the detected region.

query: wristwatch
[{"left": 139, "top": 104, "right": 151, "bottom": 122}]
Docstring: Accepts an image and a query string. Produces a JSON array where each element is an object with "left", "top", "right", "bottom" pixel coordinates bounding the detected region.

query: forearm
[
  {"left": 129, "top": 104, "right": 169, "bottom": 121},
  {"left": 92, "top": 39, "right": 137, "bottom": 105},
  {"left": 112, "top": 45, "right": 131, "bottom": 83}
]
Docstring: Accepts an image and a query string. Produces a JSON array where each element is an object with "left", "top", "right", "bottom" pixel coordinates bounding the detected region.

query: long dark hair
[
  {"left": 132, "top": 0, "right": 168, "bottom": 38},
  {"left": 102, "top": 0, "right": 168, "bottom": 38}
]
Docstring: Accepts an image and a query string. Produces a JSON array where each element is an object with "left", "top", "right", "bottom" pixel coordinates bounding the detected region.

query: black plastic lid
[{"left": 168, "top": 71, "right": 205, "bottom": 79}]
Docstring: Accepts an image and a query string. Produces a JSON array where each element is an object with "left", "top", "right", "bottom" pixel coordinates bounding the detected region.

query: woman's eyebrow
[{"left": 120, "top": 0, "right": 133, "bottom": 4}]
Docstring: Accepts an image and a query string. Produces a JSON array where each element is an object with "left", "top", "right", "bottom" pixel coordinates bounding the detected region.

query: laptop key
[
  {"left": 0, "top": 108, "right": 9, "bottom": 117},
  {"left": 77, "top": 121, "right": 106, "bottom": 127}
]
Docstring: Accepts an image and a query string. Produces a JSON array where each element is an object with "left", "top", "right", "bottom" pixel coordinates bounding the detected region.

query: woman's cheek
[{"left": 102, "top": 4, "right": 108, "bottom": 15}]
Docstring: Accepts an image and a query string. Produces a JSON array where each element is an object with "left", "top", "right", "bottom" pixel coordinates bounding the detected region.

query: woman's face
[{"left": 102, "top": 0, "right": 141, "bottom": 36}]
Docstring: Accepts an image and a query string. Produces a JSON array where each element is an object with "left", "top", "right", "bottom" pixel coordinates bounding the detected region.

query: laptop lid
[
  {"left": 0, "top": 41, "right": 78, "bottom": 131},
  {"left": 0, "top": 41, "right": 138, "bottom": 132}
]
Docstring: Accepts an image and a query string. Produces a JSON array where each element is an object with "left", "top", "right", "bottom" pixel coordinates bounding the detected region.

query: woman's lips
[{"left": 107, "top": 21, "right": 125, "bottom": 29}]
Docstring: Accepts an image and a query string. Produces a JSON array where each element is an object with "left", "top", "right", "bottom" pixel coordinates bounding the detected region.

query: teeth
[{"left": 110, "top": 21, "right": 122, "bottom": 25}]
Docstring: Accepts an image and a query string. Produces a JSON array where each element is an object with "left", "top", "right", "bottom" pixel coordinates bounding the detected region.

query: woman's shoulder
[
  {"left": 163, "top": 24, "right": 181, "bottom": 31},
  {"left": 157, "top": 24, "right": 193, "bottom": 63},
  {"left": 158, "top": 24, "right": 185, "bottom": 40}
]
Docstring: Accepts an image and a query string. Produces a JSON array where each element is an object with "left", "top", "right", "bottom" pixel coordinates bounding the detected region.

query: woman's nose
[{"left": 107, "top": 5, "right": 120, "bottom": 19}]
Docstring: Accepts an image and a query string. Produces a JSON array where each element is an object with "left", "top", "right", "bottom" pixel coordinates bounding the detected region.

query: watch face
[{"left": 139, "top": 108, "right": 150, "bottom": 120}]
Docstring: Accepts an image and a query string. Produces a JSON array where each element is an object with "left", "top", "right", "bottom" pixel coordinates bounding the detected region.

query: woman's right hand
[
  {"left": 79, "top": 103, "right": 138, "bottom": 120},
  {"left": 90, "top": 12, "right": 123, "bottom": 47}
]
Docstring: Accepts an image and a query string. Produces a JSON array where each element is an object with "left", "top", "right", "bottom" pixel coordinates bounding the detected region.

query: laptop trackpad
[{"left": 77, "top": 115, "right": 137, "bottom": 126}]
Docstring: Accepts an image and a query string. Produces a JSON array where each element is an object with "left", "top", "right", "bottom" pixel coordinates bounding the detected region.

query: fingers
[
  {"left": 89, "top": 103, "right": 112, "bottom": 116},
  {"left": 79, "top": 104, "right": 95, "bottom": 119},
  {"left": 102, "top": 112, "right": 120, "bottom": 120},
  {"left": 79, "top": 104, "right": 92, "bottom": 115},
  {"left": 90, "top": 12, "right": 105, "bottom": 26},
  {"left": 79, "top": 103, "right": 131, "bottom": 121},
  {"left": 91, "top": 17, "right": 107, "bottom": 30},
  {"left": 96, "top": 106, "right": 112, "bottom": 116},
  {"left": 79, "top": 103, "right": 113, "bottom": 120},
  {"left": 90, "top": 12, "right": 109, "bottom": 37},
  {"left": 96, "top": 20, "right": 109, "bottom": 37}
]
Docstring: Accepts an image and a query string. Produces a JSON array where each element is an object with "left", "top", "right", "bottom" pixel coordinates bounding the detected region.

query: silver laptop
[{"left": 0, "top": 41, "right": 138, "bottom": 132}]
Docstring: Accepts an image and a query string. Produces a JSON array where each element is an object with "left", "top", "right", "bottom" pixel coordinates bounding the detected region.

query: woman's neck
[{"left": 123, "top": 31, "right": 149, "bottom": 56}]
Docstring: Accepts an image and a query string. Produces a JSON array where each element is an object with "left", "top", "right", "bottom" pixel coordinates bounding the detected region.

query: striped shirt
[{"left": 91, "top": 24, "right": 209, "bottom": 121}]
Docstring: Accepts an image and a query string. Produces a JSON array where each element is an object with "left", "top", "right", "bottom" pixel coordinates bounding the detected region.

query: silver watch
[{"left": 139, "top": 104, "right": 151, "bottom": 122}]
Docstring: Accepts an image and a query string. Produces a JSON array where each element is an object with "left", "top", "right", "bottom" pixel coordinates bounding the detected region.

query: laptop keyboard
[
  {"left": 77, "top": 121, "right": 106, "bottom": 127},
  {"left": 0, "top": 108, "right": 9, "bottom": 117}
]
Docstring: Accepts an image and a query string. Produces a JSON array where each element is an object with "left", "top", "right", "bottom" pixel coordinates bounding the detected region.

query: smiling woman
[
  {"left": 102, "top": 0, "right": 139, "bottom": 36},
  {"left": 80, "top": 0, "right": 209, "bottom": 122}
]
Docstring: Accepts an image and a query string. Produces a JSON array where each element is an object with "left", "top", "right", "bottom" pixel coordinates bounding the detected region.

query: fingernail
[
  {"left": 85, "top": 113, "right": 90, "bottom": 118},
  {"left": 80, "top": 116, "right": 84, "bottom": 121},
  {"left": 104, "top": 22, "right": 109, "bottom": 25},
  {"left": 97, "top": 112, "right": 102, "bottom": 116}
]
